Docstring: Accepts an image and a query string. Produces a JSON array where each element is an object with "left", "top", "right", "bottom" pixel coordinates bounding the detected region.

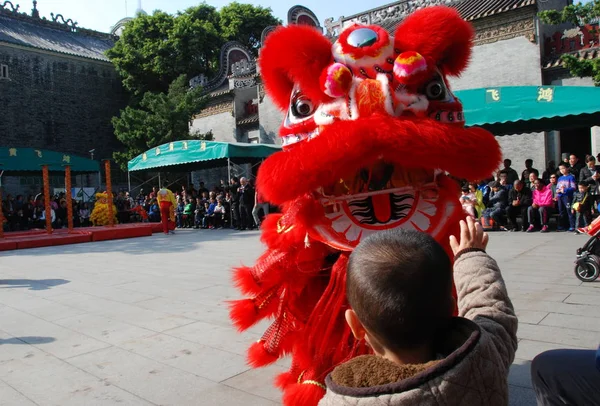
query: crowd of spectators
[
  {"left": 1, "top": 176, "right": 271, "bottom": 232},
  {"left": 0, "top": 192, "right": 91, "bottom": 231},
  {"left": 128, "top": 176, "right": 269, "bottom": 231},
  {"left": 461, "top": 153, "right": 600, "bottom": 234}
]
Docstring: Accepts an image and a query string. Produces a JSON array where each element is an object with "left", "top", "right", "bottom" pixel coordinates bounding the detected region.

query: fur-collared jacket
[{"left": 318, "top": 250, "right": 518, "bottom": 406}]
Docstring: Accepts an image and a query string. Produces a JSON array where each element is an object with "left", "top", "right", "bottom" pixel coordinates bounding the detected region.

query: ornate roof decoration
[
  {"left": 189, "top": 41, "right": 256, "bottom": 93},
  {"left": 192, "top": 100, "right": 234, "bottom": 119},
  {"left": 288, "top": 5, "right": 321, "bottom": 30},
  {"left": 543, "top": 48, "right": 600, "bottom": 70},
  {"left": 0, "top": 1, "right": 115, "bottom": 61},
  {"left": 324, "top": 0, "right": 537, "bottom": 37},
  {"left": 237, "top": 113, "right": 259, "bottom": 126}
]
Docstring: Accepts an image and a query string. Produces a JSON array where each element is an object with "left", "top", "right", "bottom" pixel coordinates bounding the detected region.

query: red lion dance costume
[{"left": 229, "top": 6, "right": 501, "bottom": 405}]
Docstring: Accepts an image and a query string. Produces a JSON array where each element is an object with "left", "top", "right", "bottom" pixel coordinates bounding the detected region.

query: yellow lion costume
[{"left": 90, "top": 192, "right": 118, "bottom": 226}]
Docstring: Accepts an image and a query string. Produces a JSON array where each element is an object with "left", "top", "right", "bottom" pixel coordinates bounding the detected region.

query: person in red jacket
[{"left": 527, "top": 178, "right": 554, "bottom": 233}]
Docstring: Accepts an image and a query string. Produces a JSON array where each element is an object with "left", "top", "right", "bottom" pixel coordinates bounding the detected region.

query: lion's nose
[{"left": 355, "top": 79, "right": 389, "bottom": 117}]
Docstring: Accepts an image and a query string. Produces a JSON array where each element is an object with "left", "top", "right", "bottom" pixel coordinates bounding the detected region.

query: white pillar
[{"left": 591, "top": 126, "right": 600, "bottom": 157}]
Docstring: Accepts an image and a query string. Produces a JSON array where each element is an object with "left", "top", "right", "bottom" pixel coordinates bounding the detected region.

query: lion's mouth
[{"left": 312, "top": 161, "right": 444, "bottom": 246}]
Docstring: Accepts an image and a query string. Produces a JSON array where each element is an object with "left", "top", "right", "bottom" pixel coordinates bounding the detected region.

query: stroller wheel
[{"left": 575, "top": 258, "right": 600, "bottom": 282}]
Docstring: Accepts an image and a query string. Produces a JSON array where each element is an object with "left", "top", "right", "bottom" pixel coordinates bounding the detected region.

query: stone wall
[
  {"left": 258, "top": 92, "right": 283, "bottom": 146},
  {"left": 0, "top": 45, "right": 126, "bottom": 161},
  {"left": 0, "top": 45, "right": 127, "bottom": 195},
  {"left": 450, "top": 35, "right": 546, "bottom": 176},
  {"left": 190, "top": 111, "right": 237, "bottom": 143}
]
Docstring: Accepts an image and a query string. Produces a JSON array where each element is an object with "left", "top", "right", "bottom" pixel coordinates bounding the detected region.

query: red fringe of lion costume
[{"left": 229, "top": 6, "right": 502, "bottom": 405}]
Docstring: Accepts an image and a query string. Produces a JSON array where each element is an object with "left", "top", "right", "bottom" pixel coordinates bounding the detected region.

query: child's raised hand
[{"left": 449, "top": 216, "right": 489, "bottom": 256}]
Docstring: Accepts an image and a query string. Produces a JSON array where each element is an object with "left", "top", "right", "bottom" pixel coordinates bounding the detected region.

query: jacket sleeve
[
  {"left": 454, "top": 251, "right": 518, "bottom": 370},
  {"left": 520, "top": 188, "right": 533, "bottom": 206}
]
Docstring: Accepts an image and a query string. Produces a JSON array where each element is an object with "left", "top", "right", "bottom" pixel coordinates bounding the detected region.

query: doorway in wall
[{"left": 560, "top": 127, "right": 591, "bottom": 162}]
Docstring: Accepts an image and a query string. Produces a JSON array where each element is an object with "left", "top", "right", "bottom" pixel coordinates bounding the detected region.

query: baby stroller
[{"left": 575, "top": 226, "right": 600, "bottom": 282}]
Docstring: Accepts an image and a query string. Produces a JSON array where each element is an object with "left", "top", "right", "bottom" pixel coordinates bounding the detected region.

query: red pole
[
  {"left": 0, "top": 188, "right": 4, "bottom": 238},
  {"left": 65, "top": 165, "right": 74, "bottom": 232},
  {"left": 104, "top": 160, "right": 115, "bottom": 227},
  {"left": 42, "top": 165, "right": 52, "bottom": 234}
]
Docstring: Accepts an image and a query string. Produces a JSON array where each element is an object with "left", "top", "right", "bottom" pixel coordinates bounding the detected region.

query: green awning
[
  {"left": 456, "top": 86, "right": 600, "bottom": 136},
  {"left": 0, "top": 147, "right": 100, "bottom": 174},
  {"left": 128, "top": 140, "right": 281, "bottom": 172}
]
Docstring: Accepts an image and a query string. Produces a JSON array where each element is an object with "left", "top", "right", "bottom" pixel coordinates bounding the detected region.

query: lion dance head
[{"left": 229, "top": 6, "right": 501, "bottom": 406}]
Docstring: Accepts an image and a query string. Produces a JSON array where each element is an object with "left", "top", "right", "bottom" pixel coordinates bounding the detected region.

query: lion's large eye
[
  {"left": 425, "top": 79, "right": 446, "bottom": 100},
  {"left": 292, "top": 97, "right": 315, "bottom": 118}
]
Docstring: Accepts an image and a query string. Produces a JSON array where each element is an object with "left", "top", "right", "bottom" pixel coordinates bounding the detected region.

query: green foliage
[
  {"left": 108, "top": 3, "right": 280, "bottom": 169},
  {"left": 112, "top": 75, "right": 210, "bottom": 170},
  {"left": 539, "top": 1, "right": 600, "bottom": 85},
  {"left": 219, "top": 2, "right": 281, "bottom": 52}
]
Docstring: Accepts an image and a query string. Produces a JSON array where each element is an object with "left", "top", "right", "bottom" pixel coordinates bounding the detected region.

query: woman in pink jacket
[{"left": 527, "top": 178, "right": 554, "bottom": 232}]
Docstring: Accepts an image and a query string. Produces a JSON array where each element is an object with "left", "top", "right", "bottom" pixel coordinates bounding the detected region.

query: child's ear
[{"left": 345, "top": 309, "right": 367, "bottom": 340}]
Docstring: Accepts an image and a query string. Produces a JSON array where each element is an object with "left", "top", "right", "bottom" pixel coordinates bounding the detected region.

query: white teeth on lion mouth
[{"left": 281, "top": 128, "right": 320, "bottom": 147}]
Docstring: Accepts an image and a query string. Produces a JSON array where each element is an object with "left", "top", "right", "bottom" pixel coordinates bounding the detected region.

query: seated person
[
  {"left": 460, "top": 185, "right": 476, "bottom": 218},
  {"left": 320, "top": 218, "right": 517, "bottom": 405},
  {"left": 183, "top": 198, "right": 195, "bottom": 228},
  {"left": 470, "top": 182, "right": 485, "bottom": 218},
  {"left": 175, "top": 200, "right": 185, "bottom": 228},
  {"left": 202, "top": 201, "right": 215, "bottom": 229},
  {"left": 194, "top": 198, "right": 205, "bottom": 229},
  {"left": 482, "top": 181, "right": 508, "bottom": 229},
  {"left": 212, "top": 199, "right": 226, "bottom": 228},
  {"left": 506, "top": 180, "right": 532, "bottom": 232},
  {"left": 572, "top": 181, "right": 592, "bottom": 233},
  {"left": 79, "top": 203, "right": 90, "bottom": 227},
  {"left": 148, "top": 199, "right": 160, "bottom": 222},
  {"left": 527, "top": 179, "right": 553, "bottom": 233}
]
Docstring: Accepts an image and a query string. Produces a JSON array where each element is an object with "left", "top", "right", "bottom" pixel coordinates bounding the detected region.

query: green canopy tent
[
  {"left": 0, "top": 147, "right": 100, "bottom": 174},
  {"left": 456, "top": 86, "right": 600, "bottom": 136},
  {"left": 127, "top": 140, "right": 282, "bottom": 190},
  {"left": 0, "top": 147, "right": 100, "bottom": 191}
]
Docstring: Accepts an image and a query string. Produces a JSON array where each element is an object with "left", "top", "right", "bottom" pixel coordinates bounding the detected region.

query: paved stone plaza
[{"left": 0, "top": 230, "right": 598, "bottom": 405}]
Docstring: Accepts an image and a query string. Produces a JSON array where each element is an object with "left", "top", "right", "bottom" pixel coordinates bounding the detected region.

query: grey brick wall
[
  {"left": 0, "top": 45, "right": 127, "bottom": 196},
  {"left": 258, "top": 94, "right": 283, "bottom": 146},
  {"left": 190, "top": 112, "right": 237, "bottom": 143},
  {"left": 450, "top": 36, "right": 546, "bottom": 176},
  {"left": 0, "top": 45, "right": 126, "bottom": 160}
]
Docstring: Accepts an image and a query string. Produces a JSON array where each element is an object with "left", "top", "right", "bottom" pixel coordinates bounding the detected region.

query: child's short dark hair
[
  {"left": 347, "top": 229, "right": 453, "bottom": 351},
  {"left": 558, "top": 162, "right": 569, "bottom": 169},
  {"left": 461, "top": 185, "right": 469, "bottom": 193},
  {"left": 579, "top": 181, "right": 589, "bottom": 187}
]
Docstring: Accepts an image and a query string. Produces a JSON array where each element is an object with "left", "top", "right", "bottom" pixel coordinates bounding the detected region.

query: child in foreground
[{"left": 319, "top": 217, "right": 518, "bottom": 406}]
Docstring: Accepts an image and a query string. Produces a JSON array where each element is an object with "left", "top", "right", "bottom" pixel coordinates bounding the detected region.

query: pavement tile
[
  {"left": 163, "top": 320, "right": 261, "bottom": 356},
  {"left": 511, "top": 299, "right": 600, "bottom": 318},
  {"left": 518, "top": 323, "right": 599, "bottom": 348},
  {"left": 564, "top": 293, "right": 600, "bottom": 306},
  {"left": 0, "top": 290, "right": 87, "bottom": 322},
  {"left": 222, "top": 363, "right": 287, "bottom": 402},
  {"left": 509, "top": 385, "right": 537, "bottom": 406},
  {"left": 515, "top": 339, "right": 586, "bottom": 361},
  {"left": 515, "top": 310, "right": 548, "bottom": 325},
  {"left": 539, "top": 312, "right": 600, "bottom": 333},
  {"left": 0, "top": 380, "right": 37, "bottom": 406},
  {"left": 508, "top": 358, "right": 532, "bottom": 388},
  {"left": 0, "top": 308, "right": 111, "bottom": 360},
  {"left": 0, "top": 339, "right": 151, "bottom": 406},
  {"left": 67, "top": 346, "right": 219, "bottom": 405},
  {"left": 118, "top": 332, "right": 250, "bottom": 382},
  {"left": 199, "top": 382, "right": 277, "bottom": 405},
  {"left": 53, "top": 313, "right": 157, "bottom": 346}
]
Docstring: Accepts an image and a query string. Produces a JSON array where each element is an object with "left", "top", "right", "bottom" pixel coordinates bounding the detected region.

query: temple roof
[
  {"left": 335, "top": 0, "right": 538, "bottom": 35},
  {"left": 543, "top": 48, "right": 600, "bottom": 69},
  {"left": 0, "top": 9, "right": 114, "bottom": 62}
]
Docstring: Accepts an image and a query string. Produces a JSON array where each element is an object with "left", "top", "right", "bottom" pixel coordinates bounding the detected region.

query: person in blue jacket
[{"left": 556, "top": 162, "right": 577, "bottom": 231}]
